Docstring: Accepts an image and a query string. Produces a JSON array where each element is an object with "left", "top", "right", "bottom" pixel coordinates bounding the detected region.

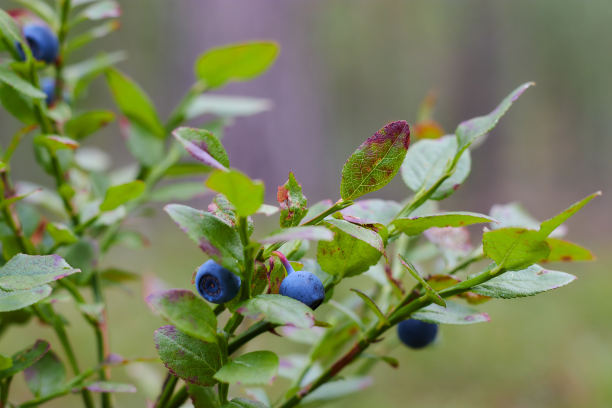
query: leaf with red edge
[{"left": 341, "top": 121, "right": 410, "bottom": 201}]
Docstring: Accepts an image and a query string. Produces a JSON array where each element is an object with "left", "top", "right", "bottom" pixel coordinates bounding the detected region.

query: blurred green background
[{"left": 1, "top": 0, "right": 611, "bottom": 407}]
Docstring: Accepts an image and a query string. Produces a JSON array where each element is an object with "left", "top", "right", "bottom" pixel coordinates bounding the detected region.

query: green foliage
[
  {"left": 0, "top": 4, "right": 600, "bottom": 407},
  {"left": 147, "top": 289, "right": 217, "bottom": 343},
  {"left": 214, "top": 351, "right": 279, "bottom": 385},
  {"left": 195, "top": 41, "right": 279, "bottom": 89},
  {"left": 154, "top": 325, "right": 222, "bottom": 386}
]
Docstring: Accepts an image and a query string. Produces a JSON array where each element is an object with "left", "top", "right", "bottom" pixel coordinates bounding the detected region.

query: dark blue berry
[
  {"left": 273, "top": 251, "right": 325, "bottom": 310},
  {"left": 16, "top": 24, "right": 59, "bottom": 63},
  {"left": 279, "top": 271, "right": 325, "bottom": 310},
  {"left": 195, "top": 260, "right": 241, "bottom": 304},
  {"left": 397, "top": 319, "right": 438, "bottom": 349},
  {"left": 41, "top": 77, "right": 55, "bottom": 105}
]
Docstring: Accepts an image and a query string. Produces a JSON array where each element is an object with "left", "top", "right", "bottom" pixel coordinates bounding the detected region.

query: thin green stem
[
  {"left": 1, "top": 376, "right": 12, "bottom": 407},
  {"left": 91, "top": 271, "right": 112, "bottom": 408},
  {"left": 227, "top": 321, "right": 275, "bottom": 355},
  {"left": 54, "top": 0, "right": 72, "bottom": 102},
  {"left": 32, "top": 305, "right": 95, "bottom": 408},
  {"left": 165, "top": 385, "right": 188, "bottom": 408},
  {"left": 154, "top": 374, "right": 178, "bottom": 408}
]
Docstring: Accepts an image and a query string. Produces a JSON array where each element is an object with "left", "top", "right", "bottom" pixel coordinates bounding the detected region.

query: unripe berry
[
  {"left": 273, "top": 251, "right": 324, "bottom": 310},
  {"left": 397, "top": 319, "right": 438, "bottom": 349},
  {"left": 194, "top": 260, "right": 241, "bottom": 304},
  {"left": 16, "top": 23, "right": 59, "bottom": 63}
]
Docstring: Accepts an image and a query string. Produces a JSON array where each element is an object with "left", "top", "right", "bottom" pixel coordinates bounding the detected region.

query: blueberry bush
[{"left": 0, "top": 2, "right": 600, "bottom": 408}]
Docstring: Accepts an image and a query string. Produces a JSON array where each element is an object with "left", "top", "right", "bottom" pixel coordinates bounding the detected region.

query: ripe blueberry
[
  {"left": 41, "top": 77, "right": 55, "bottom": 105},
  {"left": 16, "top": 23, "right": 59, "bottom": 63},
  {"left": 397, "top": 319, "right": 438, "bottom": 349},
  {"left": 194, "top": 260, "right": 241, "bottom": 304},
  {"left": 273, "top": 251, "right": 325, "bottom": 310}
]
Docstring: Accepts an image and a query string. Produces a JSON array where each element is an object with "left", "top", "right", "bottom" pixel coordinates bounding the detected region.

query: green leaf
[
  {"left": 0, "top": 83, "right": 37, "bottom": 124},
  {"left": 164, "top": 162, "right": 212, "bottom": 178},
  {"left": 150, "top": 182, "right": 206, "bottom": 202},
  {"left": 34, "top": 135, "right": 79, "bottom": 153},
  {"left": 0, "top": 285, "right": 52, "bottom": 312},
  {"left": 0, "top": 67, "right": 47, "bottom": 100},
  {"left": 324, "top": 218, "right": 384, "bottom": 253},
  {"left": 154, "top": 325, "right": 222, "bottom": 386},
  {"left": 206, "top": 169, "right": 264, "bottom": 217},
  {"left": 412, "top": 301, "right": 490, "bottom": 325},
  {"left": 66, "top": 51, "right": 126, "bottom": 99},
  {"left": 340, "top": 120, "right": 410, "bottom": 200},
  {"left": 278, "top": 172, "right": 308, "bottom": 228},
  {"left": 184, "top": 95, "right": 272, "bottom": 120},
  {"left": 195, "top": 41, "right": 279, "bottom": 89},
  {"left": 259, "top": 226, "right": 333, "bottom": 244},
  {"left": 105, "top": 68, "right": 164, "bottom": 137},
  {"left": 173, "top": 127, "right": 229, "bottom": 168},
  {"left": 99, "top": 268, "right": 140, "bottom": 284},
  {"left": 0, "top": 9, "right": 24, "bottom": 45},
  {"left": 147, "top": 289, "right": 217, "bottom": 343},
  {"left": 66, "top": 21, "right": 120, "bottom": 55},
  {"left": 164, "top": 204, "right": 243, "bottom": 270},
  {"left": 483, "top": 228, "right": 550, "bottom": 270},
  {"left": 401, "top": 135, "right": 471, "bottom": 200},
  {"left": 236, "top": 294, "right": 315, "bottom": 329},
  {"left": 64, "top": 110, "right": 115, "bottom": 140},
  {"left": 398, "top": 255, "right": 445, "bottom": 307},
  {"left": 349, "top": 290, "right": 387, "bottom": 323},
  {"left": 0, "top": 340, "right": 49, "bottom": 379},
  {"left": 542, "top": 238, "right": 595, "bottom": 263},
  {"left": 214, "top": 351, "right": 278, "bottom": 385},
  {"left": 12, "top": 0, "right": 57, "bottom": 27},
  {"left": 341, "top": 199, "right": 402, "bottom": 225},
  {"left": 0, "top": 354, "right": 11, "bottom": 370},
  {"left": 456, "top": 82, "right": 534, "bottom": 153},
  {"left": 392, "top": 212, "right": 495, "bottom": 236},
  {"left": 99, "top": 181, "right": 146, "bottom": 212},
  {"left": 538, "top": 191, "right": 601, "bottom": 239},
  {"left": 187, "top": 384, "right": 221, "bottom": 408},
  {"left": 82, "top": 382, "right": 137, "bottom": 393},
  {"left": 77, "top": 0, "right": 121, "bottom": 22},
  {"left": 173, "top": 129, "right": 227, "bottom": 171},
  {"left": 24, "top": 350, "right": 66, "bottom": 398},
  {"left": 121, "top": 120, "right": 164, "bottom": 167},
  {"left": 222, "top": 398, "right": 268, "bottom": 408},
  {"left": 317, "top": 221, "right": 384, "bottom": 278},
  {"left": 0, "top": 254, "right": 80, "bottom": 290},
  {"left": 302, "top": 377, "right": 373, "bottom": 404},
  {"left": 46, "top": 223, "right": 78, "bottom": 246},
  {"left": 472, "top": 264, "right": 576, "bottom": 298}
]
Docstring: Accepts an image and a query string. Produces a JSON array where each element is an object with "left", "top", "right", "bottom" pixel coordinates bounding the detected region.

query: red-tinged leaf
[
  {"left": 541, "top": 238, "right": 595, "bottom": 263},
  {"left": 154, "top": 325, "right": 222, "bottom": 386},
  {"left": 146, "top": 289, "right": 217, "bottom": 343},
  {"left": 277, "top": 172, "right": 308, "bottom": 227},
  {"left": 340, "top": 120, "right": 410, "bottom": 200},
  {"left": 0, "top": 254, "right": 80, "bottom": 290},
  {"left": 0, "top": 340, "right": 50, "bottom": 379}
]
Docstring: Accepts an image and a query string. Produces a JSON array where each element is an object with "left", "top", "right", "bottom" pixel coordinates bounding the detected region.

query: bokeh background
[{"left": 1, "top": 0, "right": 611, "bottom": 407}]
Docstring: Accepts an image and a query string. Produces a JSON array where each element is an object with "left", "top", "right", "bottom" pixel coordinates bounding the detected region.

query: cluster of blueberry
[
  {"left": 14, "top": 20, "right": 59, "bottom": 105},
  {"left": 194, "top": 255, "right": 437, "bottom": 349}
]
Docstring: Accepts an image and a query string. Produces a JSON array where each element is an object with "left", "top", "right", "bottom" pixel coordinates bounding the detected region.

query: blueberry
[
  {"left": 16, "top": 23, "right": 59, "bottom": 63},
  {"left": 397, "top": 319, "right": 438, "bottom": 349},
  {"left": 273, "top": 251, "right": 325, "bottom": 310},
  {"left": 41, "top": 77, "right": 55, "bottom": 105},
  {"left": 195, "top": 260, "right": 241, "bottom": 304}
]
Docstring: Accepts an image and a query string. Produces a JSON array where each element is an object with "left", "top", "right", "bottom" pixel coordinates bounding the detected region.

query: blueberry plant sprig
[
  {"left": 0, "top": 2, "right": 279, "bottom": 407},
  {"left": 150, "top": 76, "right": 599, "bottom": 408},
  {"left": 0, "top": 3, "right": 600, "bottom": 408}
]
